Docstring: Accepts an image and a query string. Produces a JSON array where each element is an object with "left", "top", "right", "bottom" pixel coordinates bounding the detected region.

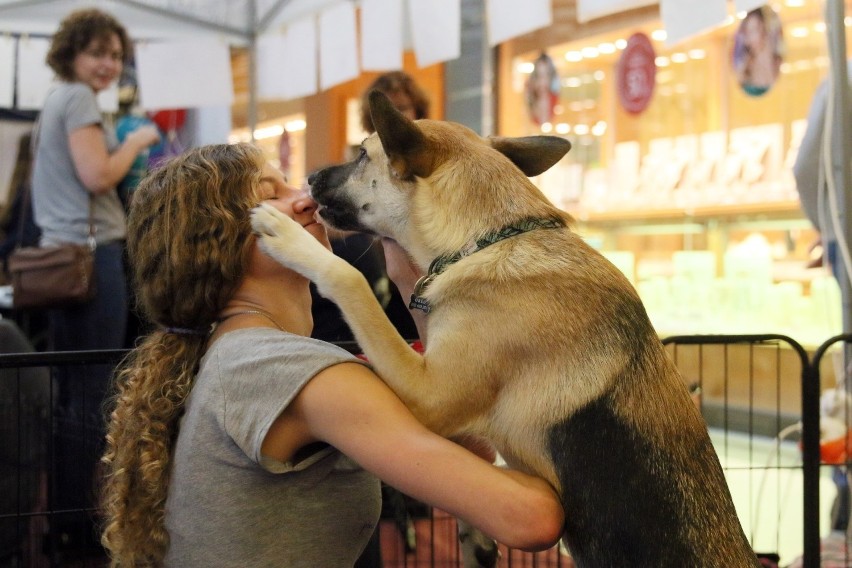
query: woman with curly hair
[
  {"left": 100, "top": 143, "right": 563, "bottom": 566},
  {"left": 32, "top": 8, "right": 159, "bottom": 558}
]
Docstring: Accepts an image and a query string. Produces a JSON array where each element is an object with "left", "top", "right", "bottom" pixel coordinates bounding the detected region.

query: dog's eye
[{"left": 357, "top": 147, "right": 367, "bottom": 162}]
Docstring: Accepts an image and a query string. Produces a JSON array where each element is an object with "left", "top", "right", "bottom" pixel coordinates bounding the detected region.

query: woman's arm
[
  {"left": 262, "top": 362, "right": 564, "bottom": 551},
  {"left": 69, "top": 124, "right": 160, "bottom": 194}
]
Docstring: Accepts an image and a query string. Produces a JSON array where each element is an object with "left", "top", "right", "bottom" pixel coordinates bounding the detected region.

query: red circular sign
[{"left": 617, "top": 32, "right": 656, "bottom": 114}]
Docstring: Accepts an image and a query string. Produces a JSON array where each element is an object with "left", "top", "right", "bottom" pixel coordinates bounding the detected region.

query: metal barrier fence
[
  {"left": 0, "top": 334, "right": 847, "bottom": 567},
  {"left": 808, "top": 333, "right": 852, "bottom": 568},
  {"left": 662, "top": 334, "right": 815, "bottom": 568}
]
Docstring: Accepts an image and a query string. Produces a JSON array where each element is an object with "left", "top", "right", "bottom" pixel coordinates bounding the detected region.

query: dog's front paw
[
  {"left": 250, "top": 203, "right": 329, "bottom": 279},
  {"left": 251, "top": 202, "right": 303, "bottom": 242}
]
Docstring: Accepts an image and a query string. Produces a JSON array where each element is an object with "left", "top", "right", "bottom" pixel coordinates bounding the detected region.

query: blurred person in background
[
  {"left": 31, "top": 8, "right": 159, "bottom": 560},
  {"left": 310, "top": 70, "right": 432, "bottom": 566},
  {"left": 793, "top": 60, "right": 852, "bottom": 544},
  {"left": 312, "top": 71, "right": 430, "bottom": 346}
]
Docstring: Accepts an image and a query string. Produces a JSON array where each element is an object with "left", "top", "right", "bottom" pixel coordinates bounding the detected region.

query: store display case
[{"left": 498, "top": 0, "right": 851, "bottom": 346}]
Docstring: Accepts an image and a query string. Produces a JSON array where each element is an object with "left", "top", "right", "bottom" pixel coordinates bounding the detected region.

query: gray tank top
[{"left": 163, "top": 328, "right": 381, "bottom": 567}]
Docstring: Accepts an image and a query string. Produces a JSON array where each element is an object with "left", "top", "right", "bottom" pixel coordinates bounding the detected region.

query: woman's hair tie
[{"left": 163, "top": 326, "right": 209, "bottom": 336}]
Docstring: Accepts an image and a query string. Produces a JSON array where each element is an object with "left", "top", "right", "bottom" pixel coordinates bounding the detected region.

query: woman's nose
[{"left": 293, "top": 191, "right": 318, "bottom": 214}]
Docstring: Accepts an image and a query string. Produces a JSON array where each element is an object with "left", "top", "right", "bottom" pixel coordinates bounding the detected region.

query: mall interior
[{"left": 0, "top": 0, "right": 851, "bottom": 566}]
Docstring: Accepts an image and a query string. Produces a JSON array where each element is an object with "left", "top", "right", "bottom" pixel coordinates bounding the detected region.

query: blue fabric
[{"left": 115, "top": 114, "right": 153, "bottom": 204}]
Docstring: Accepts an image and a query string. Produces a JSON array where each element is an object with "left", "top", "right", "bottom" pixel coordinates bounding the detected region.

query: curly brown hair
[
  {"left": 100, "top": 143, "right": 265, "bottom": 566},
  {"left": 47, "top": 9, "right": 131, "bottom": 81},
  {"left": 359, "top": 71, "right": 430, "bottom": 133}
]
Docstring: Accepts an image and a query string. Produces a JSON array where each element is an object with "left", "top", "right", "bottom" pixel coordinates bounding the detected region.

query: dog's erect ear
[
  {"left": 487, "top": 136, "right": 572, "bottom": 177},
  {"left": 369, "top": 90, "right": 433, "bottom": 179}
]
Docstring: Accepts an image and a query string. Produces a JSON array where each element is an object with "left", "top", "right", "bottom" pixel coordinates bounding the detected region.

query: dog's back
[{"left": 422, "top": 214, "right": 760, "bottom": 567}]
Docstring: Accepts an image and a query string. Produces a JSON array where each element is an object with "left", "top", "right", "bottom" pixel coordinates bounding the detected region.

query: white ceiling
[{"left": 0, "top": 0, "right": 346, "bottom": 44}]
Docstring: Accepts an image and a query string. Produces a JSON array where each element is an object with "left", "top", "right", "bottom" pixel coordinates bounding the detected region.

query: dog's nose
[{"left": 307, "top": 170, "right": 319, "bottom": 187}]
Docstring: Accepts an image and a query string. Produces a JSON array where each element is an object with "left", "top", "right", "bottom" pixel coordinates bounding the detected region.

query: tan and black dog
[{"left": 251, "top": 91, "right": 761, "bottom": 568}]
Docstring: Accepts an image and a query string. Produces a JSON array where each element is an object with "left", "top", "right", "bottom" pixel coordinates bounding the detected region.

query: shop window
[{"left": 500, "top": 1, "right": 849, "bottom": 342}]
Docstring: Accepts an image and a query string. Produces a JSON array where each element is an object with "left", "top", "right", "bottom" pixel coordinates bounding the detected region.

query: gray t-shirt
[
  {"left": 163, "top": 328, "right": 381, "bottom": 568},
  {"left": 31, "top": 82, "right": 126, "bottom": 245}
]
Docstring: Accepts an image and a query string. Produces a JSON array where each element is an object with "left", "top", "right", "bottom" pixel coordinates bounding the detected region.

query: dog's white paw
[{"left": 250, "top": 203, "right": 330, "bottom": 280}]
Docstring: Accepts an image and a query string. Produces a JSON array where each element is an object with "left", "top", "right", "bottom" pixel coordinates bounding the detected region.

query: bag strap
[{"left": 24, "top": 110, "right": 96, "bottom": 252}]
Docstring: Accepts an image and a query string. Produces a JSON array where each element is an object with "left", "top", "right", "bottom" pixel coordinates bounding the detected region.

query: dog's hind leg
[{"left": 458, "top": 519, "right": 499, "bottom": 568}]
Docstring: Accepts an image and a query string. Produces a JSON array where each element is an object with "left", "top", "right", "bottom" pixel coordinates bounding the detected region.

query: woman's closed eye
[{"left": 259, "top": 179, "right": 280, "bottom": 200}]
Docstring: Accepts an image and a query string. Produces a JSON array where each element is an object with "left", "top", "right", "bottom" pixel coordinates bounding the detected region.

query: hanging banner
[
  {"left": 136, "top": 38, "right": 234, "bottom": 109},
  {"left": 319, "top": 2, "right": 359, "bottom": 90},
  {"left": 576, "top": 0, "right": 656, "bottom": 24},
  {"left": 660, "top": 0, "right": 728, "bottom": 46},
  {"left": 616, "top": 33, "right": 656, "bottom": 114},
  {"left": 407, "top": 0, "right": 460, "bottom": 67},
  {"left": 281, "top": 17, "right": 319, "bottom": 100},
  {"left": 487, "top": 0, "right": 551, "bottom": 46},
  {"left": 361, "top": 0, "right": 404, "bottom": 71},
  {"left": 16, "top": 37, "right": 52, "bottom": 111},
  {"left": 0, "top": 36, "right": 14, "bottom": 108},
  {"left": 257, "top": 31, "right": 289, "bottom": 100}
]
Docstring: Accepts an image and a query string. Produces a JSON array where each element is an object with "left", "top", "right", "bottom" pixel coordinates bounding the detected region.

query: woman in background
[{"left": 31, "top": 8, "right": 159, "bottom": 559}]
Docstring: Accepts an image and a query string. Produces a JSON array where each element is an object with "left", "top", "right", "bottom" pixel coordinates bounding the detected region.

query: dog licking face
[{"left": 308, "top": 90, "right": 572, "bottom": 271}]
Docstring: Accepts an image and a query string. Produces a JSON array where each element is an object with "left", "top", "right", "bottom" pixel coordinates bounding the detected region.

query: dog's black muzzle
[{"left": 307, "top": 162, "right": 371, "bottom": 233}]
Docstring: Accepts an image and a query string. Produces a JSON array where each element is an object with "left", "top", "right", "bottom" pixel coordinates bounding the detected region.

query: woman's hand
[
  {"left": 381, "top": 238, "right": 422, "bottom": 300},
  {"left": 806, "top": 235, "right": 824, "bottom": 269},
  {"left": 126, "top": 125, "right": 161, "bottom": 150},
  {"left": 381, "top": 238, "right": 428, "bottom": 342}
]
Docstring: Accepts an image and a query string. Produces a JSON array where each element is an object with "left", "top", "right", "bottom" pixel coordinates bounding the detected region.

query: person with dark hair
[
  {"left": 0, "top": 133, "right": 40, "bottom": 270},
  {"left": 99, "top": 143, "right": 564, "bottom": 566},
  {"left": 324, "top": 72, "right": 435, "bottom": 565},
  {"left": 359, "top": 71, "right": 430, "bottom": 134},
  {"left": 313, "top": 71, "right": 432, "bottom": 346},
  {"left": 31, "top": 8, "right": 159, "bottom": 559}
]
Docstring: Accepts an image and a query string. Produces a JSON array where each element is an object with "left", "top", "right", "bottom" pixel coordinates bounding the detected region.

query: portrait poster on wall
[
  {"left": 732, "top": 5, "right": 784, "bottom": 97},
  {"left": 616, "top": 33, "right": 656, "bottom": 114},
  {"left": 525, "top": 52, "right": 560, "bottom": 126}
]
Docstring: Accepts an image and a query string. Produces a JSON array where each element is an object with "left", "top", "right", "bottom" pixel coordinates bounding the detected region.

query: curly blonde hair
[{"left": 100, "top": 143, "right": 265, "bottom": 566}]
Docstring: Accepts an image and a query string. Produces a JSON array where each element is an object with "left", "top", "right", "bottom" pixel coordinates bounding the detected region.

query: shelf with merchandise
[{"left": 497, "top": 0, "right": 848, "bottom": 350}]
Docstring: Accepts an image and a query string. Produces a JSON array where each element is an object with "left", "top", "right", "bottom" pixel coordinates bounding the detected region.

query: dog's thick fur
[{"left": 251, "top": 91, "right": 761, "bottom": 567}]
